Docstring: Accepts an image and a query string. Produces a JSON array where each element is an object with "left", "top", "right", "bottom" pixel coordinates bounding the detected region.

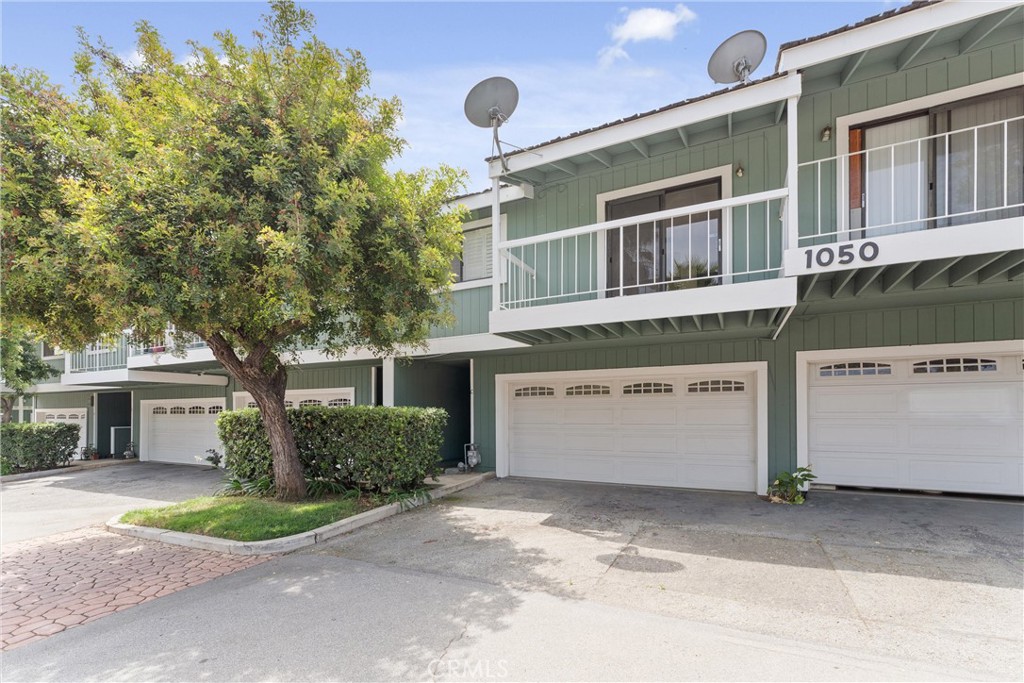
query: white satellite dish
[
  {"left": 464, "top": 76, "right": 519, "bottom": 172},
  {"left": 707, "top": 30, "right": 767, "bottom": 85}
]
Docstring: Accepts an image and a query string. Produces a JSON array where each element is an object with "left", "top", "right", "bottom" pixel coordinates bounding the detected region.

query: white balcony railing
[
  {"left": 797, "top": 115, "right": 1023, "bottom": 247},
  {"left": 67, "top": 341, "right": 128, "bottom": 373},
  {"left": 498, "top": 189, "right": 787, "bottom": 310},
  {"left": 129, "top": 327, "right": 208, "bottom": 356}
]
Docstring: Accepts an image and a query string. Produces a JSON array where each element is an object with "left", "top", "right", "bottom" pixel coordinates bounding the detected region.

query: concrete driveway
[
  {"left": 1, "top": 462, "right": 223, "bottom": 545},
  {"left": 3, "top": 477, "right": 1020, "bottom": 681},
  {"left": 310, "top": 478, "right": 1023, "bottom": 680}
]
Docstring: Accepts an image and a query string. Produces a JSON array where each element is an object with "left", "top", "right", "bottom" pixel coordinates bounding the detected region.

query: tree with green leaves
[
  {"left": 1, "top": 1, "right": 467, "bottom": 499},
  {"left": 0, "top": 327, "right": 60, "bottom": 423}
]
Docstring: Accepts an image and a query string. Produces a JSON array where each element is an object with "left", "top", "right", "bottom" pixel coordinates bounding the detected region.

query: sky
[{"left": 1, "top": 1, "right": 904, "bottom": 192}]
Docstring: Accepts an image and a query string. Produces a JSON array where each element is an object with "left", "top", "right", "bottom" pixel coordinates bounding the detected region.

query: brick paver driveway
[
  {"left": 1, "top": 528, "right": 266, "bottom": 650},
  {"left": 1, "top": 462, "right": 265, "bottom": 650}
]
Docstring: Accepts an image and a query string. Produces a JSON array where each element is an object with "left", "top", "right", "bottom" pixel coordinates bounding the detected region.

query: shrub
[
  {"left": 0, "top": 422, "right": 80, "bottom": 474},
  {"left": 217, "top": 406, "right": 447, "bottom": 494}
]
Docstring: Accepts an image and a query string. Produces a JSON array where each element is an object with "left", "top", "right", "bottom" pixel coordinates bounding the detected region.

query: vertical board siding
[
  {"left": 472, "top": 299, "right": 1022, "bottom": 481},
  {"left": 431, "top": 286, "right": 491, "bottom": 338}
]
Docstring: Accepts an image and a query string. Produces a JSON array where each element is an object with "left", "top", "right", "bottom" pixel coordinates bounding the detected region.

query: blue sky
[{"left": 2, "top": 1, "right": 902, "bottom": 191}]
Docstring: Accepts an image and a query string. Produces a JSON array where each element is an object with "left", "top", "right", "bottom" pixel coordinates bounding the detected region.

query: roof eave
[
  {"left": 488, "top": 71, "right": 802, "bottom": 180},
  {"left": 777, "top": 0, "right": 1016, "bottom": 73}
]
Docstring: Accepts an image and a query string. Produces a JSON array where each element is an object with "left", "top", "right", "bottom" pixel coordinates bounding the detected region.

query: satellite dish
[
  {"left": 464, "top": 76, "right": 519, "bottom": 128},
  {"left": 707, "top": 30, "right": 767, "bottom": 85},
  {"left": 464, "top": 76, "right": 519, "bottom": 172}
]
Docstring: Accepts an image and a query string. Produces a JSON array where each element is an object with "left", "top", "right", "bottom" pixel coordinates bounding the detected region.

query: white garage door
[
  {"left": 37, "top": 410, "right": 88, "bottom": 456},
  {"left": 507, "top": 368, "right": 757, "bottom": 491},
  {"left": 807, "top": 351, "right": 1024, "bottom": 496},
  {"left": 141, "top": 398, "right": 225, "bottom": 466}
]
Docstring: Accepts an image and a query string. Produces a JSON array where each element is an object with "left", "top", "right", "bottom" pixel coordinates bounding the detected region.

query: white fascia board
[
  {"left": 60, "top": 370, "right": 229, "bottom": 386},
  {"left": 488, "top": 73, "right": 802, "bottom": 179},
  {"left": 778, "top": 1, "right": 1019, "bottom": 72},
  {"left": 29, "top": 383, "right": 116, "bottom": 393},
  {"left": 489, "top": 278, "right": 797, "bottom": 335},
  {"left": 783, "top": 218, "right": 1024, "bottom": 276},
  {"left": 446, "top": 184, "right": 532, "bottom": 212},
  {"left": 126, "top": 347, "right": 216, "bottom": 368},
  {"left": 294, "top": 334, "right": 528, "bottom": 365}
]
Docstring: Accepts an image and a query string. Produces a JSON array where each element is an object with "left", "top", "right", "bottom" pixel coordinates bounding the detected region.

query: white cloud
[
  {"left": 599, "top": 4, "right": 697, "bottom": 67},
  {"left": 118, "top": 49, "right": 145, "bottom": 68}
]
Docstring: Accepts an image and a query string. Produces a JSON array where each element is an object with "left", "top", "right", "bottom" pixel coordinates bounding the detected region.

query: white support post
[
  {"left": 382, "top": 358, "right": 395, "bottom": 407},
  {"left": 786, "top": 93, "right": 801, "bottom": 254},
  {"left": 469, "top": 358, "right": 475, "bottom": 444},
  {"left": 491, "top": 176, "right": 502, "bottom": 312}
]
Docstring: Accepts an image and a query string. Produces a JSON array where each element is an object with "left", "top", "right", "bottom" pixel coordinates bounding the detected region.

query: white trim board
[
  {"left": 494, "top": 361, "right": 770, "bottom": 495},
  {"left": 794, "top": 340, "right": 1024, "bottom": 474},
  {"left": 782, "top": 217, "right": 1024, "bottom": 276},
  {"left": 489, "top": 278, "right": 796, "bottom": 336}
]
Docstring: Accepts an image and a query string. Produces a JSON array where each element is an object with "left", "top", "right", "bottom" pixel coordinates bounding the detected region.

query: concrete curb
[
  {"left": 1, "top": 458, "right": 139, "bottom": 483},
  {"left": 106, "top": 471, "right": 495, "bottom": 555}
]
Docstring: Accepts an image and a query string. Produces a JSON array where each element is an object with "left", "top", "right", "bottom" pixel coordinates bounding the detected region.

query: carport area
[{"left": 314, "top": 477, "right": 1024, "bottom": 680}]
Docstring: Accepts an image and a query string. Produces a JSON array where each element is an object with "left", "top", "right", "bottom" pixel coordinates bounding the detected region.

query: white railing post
[
  {"left": 490, "top": 176, "right": 502, "bottom": 312},
  {"left": 786, "top": 93, "right": 800, "bottom": 254}
]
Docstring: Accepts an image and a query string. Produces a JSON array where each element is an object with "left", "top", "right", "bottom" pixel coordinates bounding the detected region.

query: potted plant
[{"left": 83, "top": 444, "right": 99, "bottom": 461}]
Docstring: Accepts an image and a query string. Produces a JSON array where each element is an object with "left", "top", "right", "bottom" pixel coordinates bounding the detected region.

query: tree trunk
[
  {"left": 1, "top": 397, "right": 14, "bottom": 424},
  {"left": 246, "top": 376, "right": 307, "bottom": 502},
  {"left": 204, "top": 337, "right": 307, "bottom": 501}
]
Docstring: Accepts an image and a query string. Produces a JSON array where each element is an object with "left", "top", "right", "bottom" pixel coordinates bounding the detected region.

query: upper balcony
[
  {"left": 490, "top": 190, "right": 797, "bottom": 344},
  {"left": 784, "top": 111, "right": 1024, "bottom": 294}
]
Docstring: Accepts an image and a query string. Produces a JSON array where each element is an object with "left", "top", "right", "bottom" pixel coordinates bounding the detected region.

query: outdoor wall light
[
  {"left": 735, "top": 164, "right": 744, "bottom": 178},
  {"left": 820, "top": 126, "right": 832, "bottom": 142}
]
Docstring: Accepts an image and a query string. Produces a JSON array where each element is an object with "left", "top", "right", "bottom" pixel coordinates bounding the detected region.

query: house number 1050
[{"left": 804, "top": 241, "right": 879, "bottom": 269}]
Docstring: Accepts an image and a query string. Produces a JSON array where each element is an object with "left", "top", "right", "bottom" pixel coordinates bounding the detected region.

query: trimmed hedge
[
  {"left": 217, "top": 405, "right": 447, "bottom": 493},
  {"left": 1, "top": 422, "right": 80, "bottom": 475}
]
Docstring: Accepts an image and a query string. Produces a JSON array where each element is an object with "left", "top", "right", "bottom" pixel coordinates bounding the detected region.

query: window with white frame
[{"left": 453, "top": 224, "right": 492, "bottom": 283}]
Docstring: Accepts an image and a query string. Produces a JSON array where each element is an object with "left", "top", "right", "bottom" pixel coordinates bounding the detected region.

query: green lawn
[{"left": 121, "top": 494, "right": 371, "bottom": 542}]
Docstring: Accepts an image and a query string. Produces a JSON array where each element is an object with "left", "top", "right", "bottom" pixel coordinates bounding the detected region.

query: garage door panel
[
  {"left": 619, "top": 405, "right": 676, "bottom": 425},
  {"left": 509, "top": 430, "right": 556, "bottom": 452},
  {"left": 683, "top": 404, "right": 753, "bottom": 426},
  {"left": 810, "top": 421, "right": 900, "bottom": 449},
  {"left": 812, "top": 454, "right": 901, "bottom": 486},
  {"left": 906, "top": 458, "right": 1015, "bottom": 491},
  {"left": 907, "top": 423, "right": 1012, "bottom": 450},
  {"left": 559, "top": 432, "right": 620, "bottom": 453},
  {"left": 683, "top": 433, "right": 754, "bottom": 457},
  {"left": 562, "top": 406, "right": 616, "bottom": 425},
  {"left": 508, "top": 367, "right": 757, "bottom": 491},
  {"left": 686, "top": 462, "right": 755, "bottom": 491},
  {"left": 812, "top": 388, "right": 900, "bottom": 414},
  {"left": 907, "top": 386, "right": 1010, "bottom": 414},
  {"left": 511, "top": 407, "right": 561, "bottom": 425},
  {"left": 620, "top": 434, "right": 678, "bottom": 455}
]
